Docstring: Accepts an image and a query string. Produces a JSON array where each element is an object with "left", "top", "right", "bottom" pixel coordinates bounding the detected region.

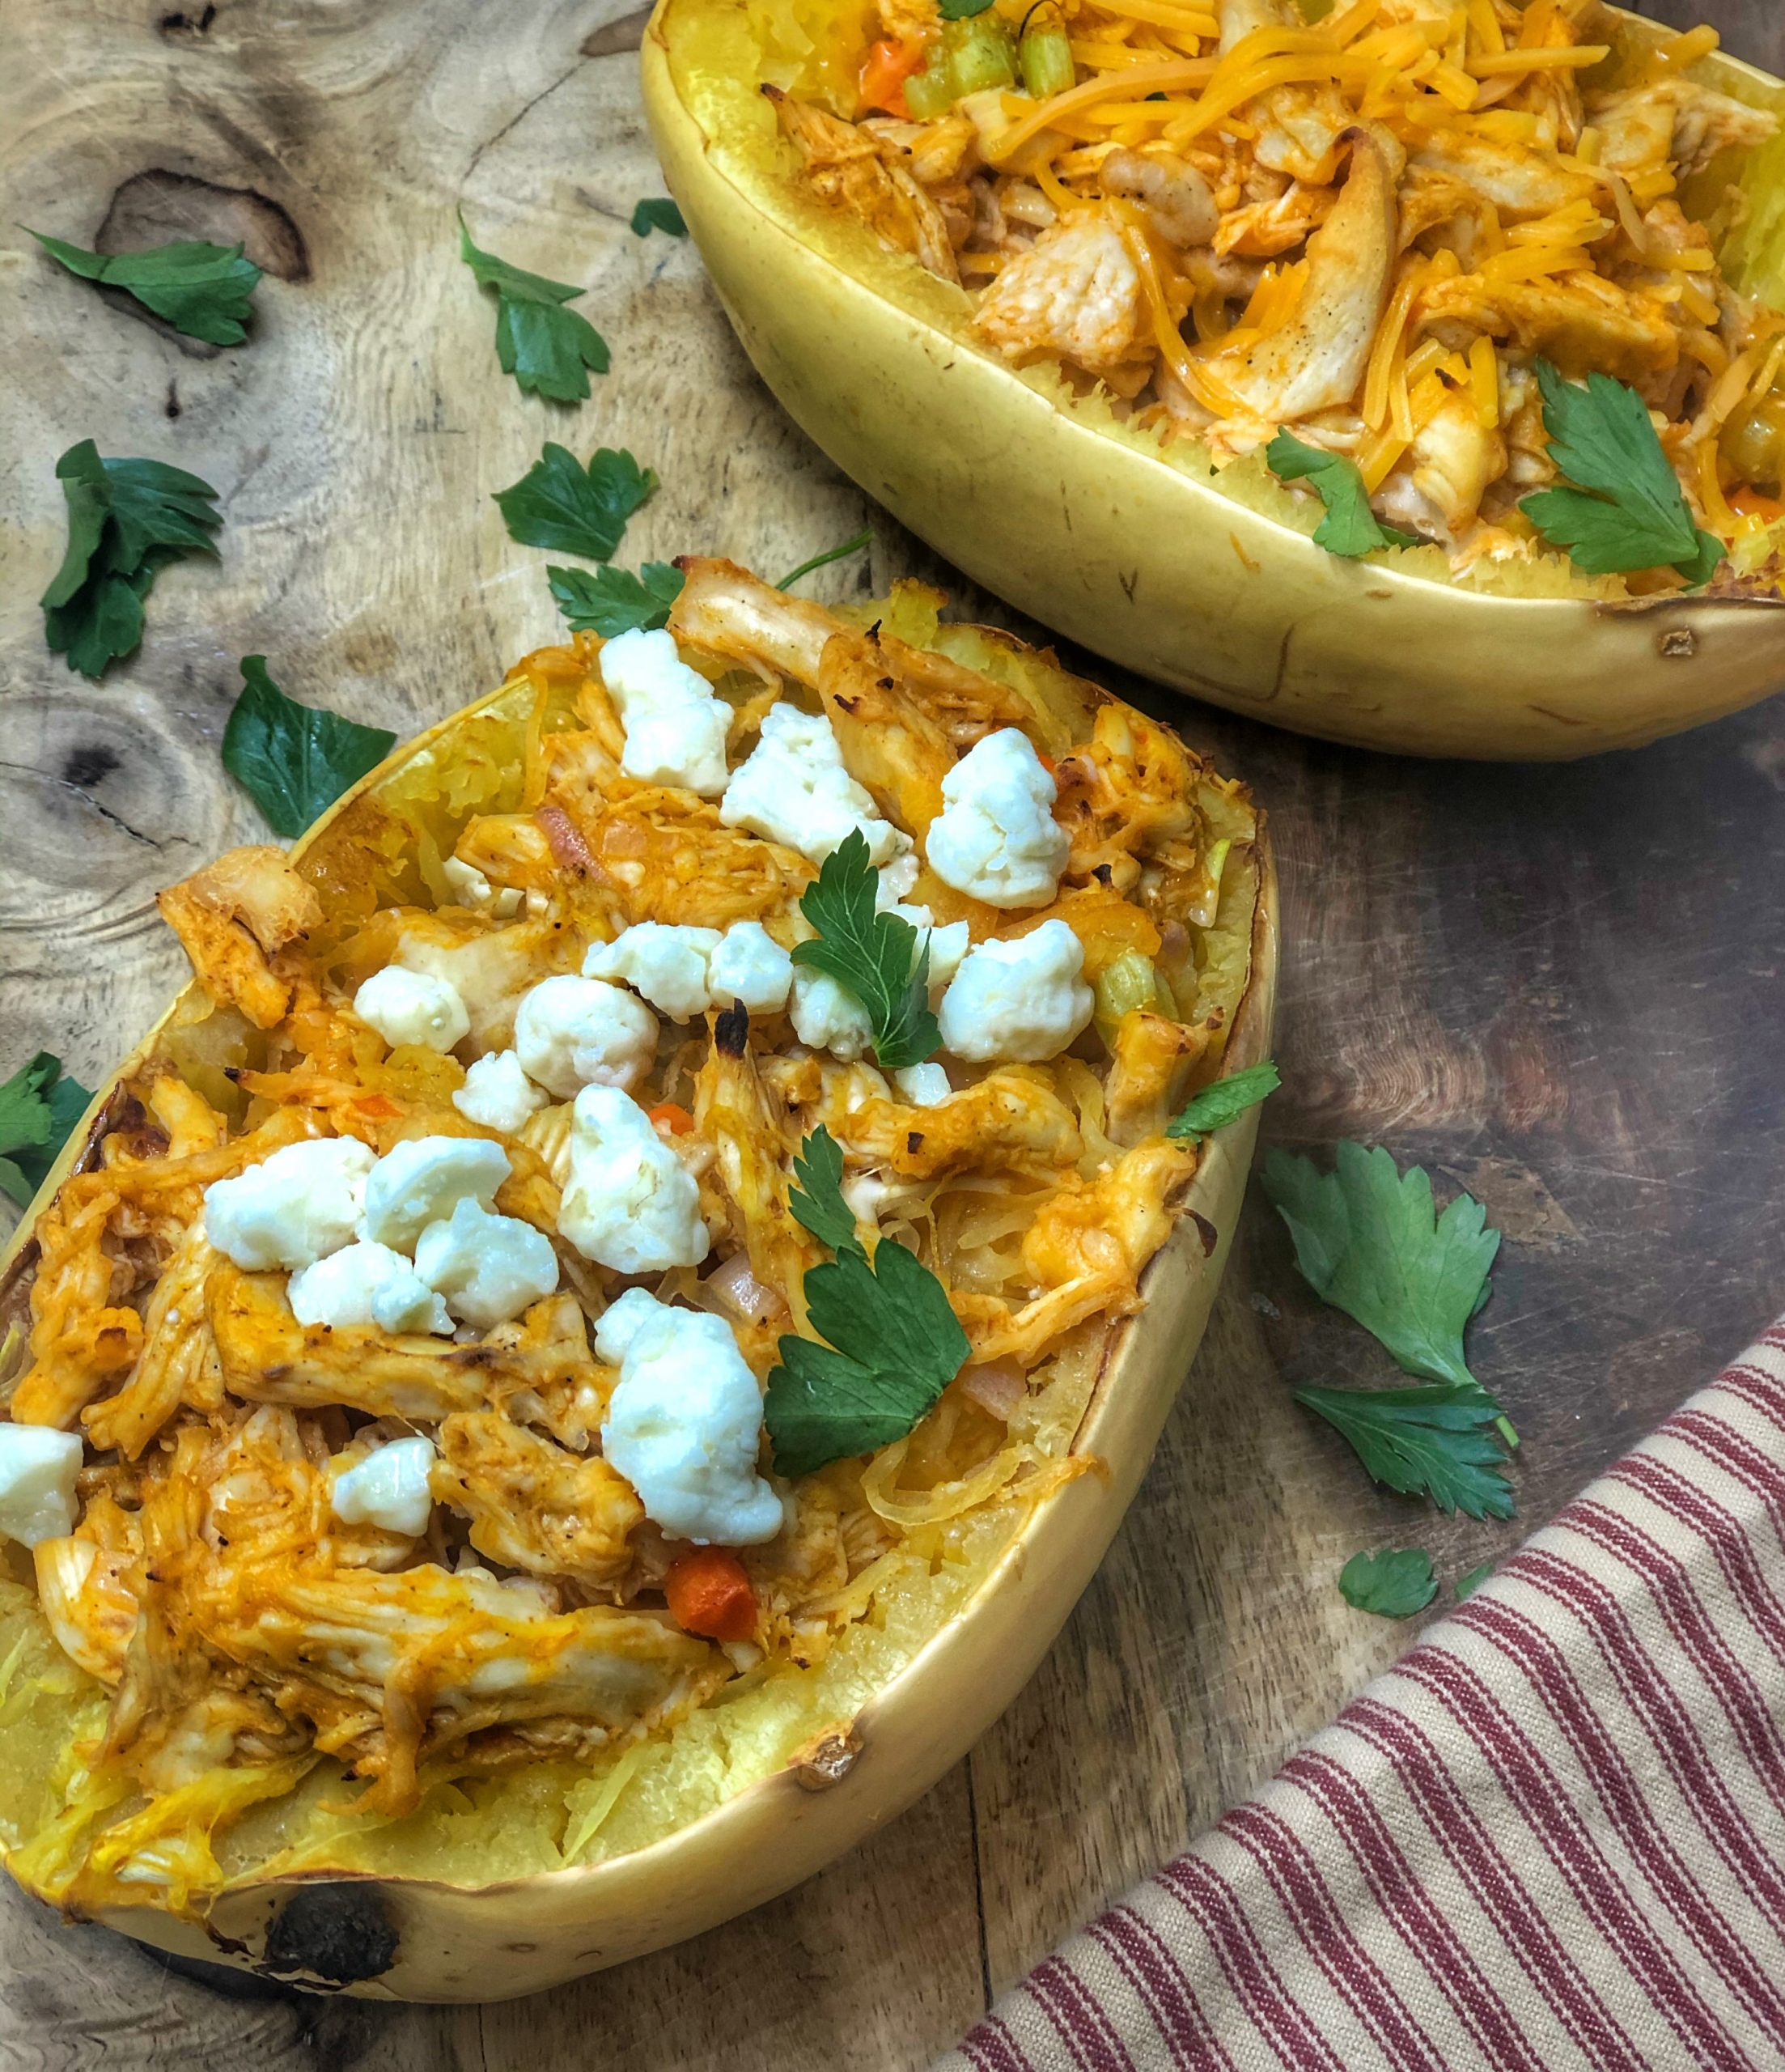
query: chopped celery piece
[
  {"left": 1019, "top": 20, "right": 1075, "bottom": 98},
  {"left": 1092, "top": 948, "right": 1162, "bottom": 1038},
  {"left": 944, "top": 15, "right": 1017, "bottom": 96},
  {"left": 904, "top": 51, "right": 956, "bottom": 117}
]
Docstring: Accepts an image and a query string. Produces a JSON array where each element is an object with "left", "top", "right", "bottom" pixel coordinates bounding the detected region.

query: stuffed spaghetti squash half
[
  {"left": 0, "top": 563, "right": 1274, "bottom": 1999},
  {"left": 644, "top": 0, "right": 1785, "bottom": 758}
]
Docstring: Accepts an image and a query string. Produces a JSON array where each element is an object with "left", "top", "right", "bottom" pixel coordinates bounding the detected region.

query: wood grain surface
[{"left": 2, "top": 1, "right": 1783, "bottom": 2064}]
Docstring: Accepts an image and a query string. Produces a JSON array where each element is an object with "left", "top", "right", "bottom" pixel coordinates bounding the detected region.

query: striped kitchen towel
[{"left": 939, "top": 1319, "right": 1785, "bottom": 2072}]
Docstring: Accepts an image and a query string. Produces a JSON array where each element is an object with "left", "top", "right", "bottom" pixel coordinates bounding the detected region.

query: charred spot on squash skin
[
  {"left": 1659, "top": 629, "right": 1698, "bottom": 659},
  {"left": 1189, "top": 1212, "right": 1218, "bottom": 1259},
  {"left": 261, "top": 1882, "right": 399, "bottom": 1987},
  {"left": 792, "top": 1724, "right": 862, "bottom": 1790}
]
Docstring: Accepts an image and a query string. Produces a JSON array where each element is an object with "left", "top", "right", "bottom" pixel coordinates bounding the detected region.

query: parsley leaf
[
  {"left": 1294, "top": 1382, "right": 1515, "bottom": 1518},
  {"left": 28, "top": 229, "right": 262, "bottom": 346},
  {"left": 788, "top": 1125, "right": 859, "bottom": 1255},
  {"left": 793, "top": 830, "right": 939, "bottom": 1072},
  {"left": 0, "top": 1052, "right": 93, "bottom": 1209},
  {"left": 1522, "top": 359, "right": 1722, "bottom": 583},
  {"left": 40, "top": 441, "right": 222, "bottom": 679},
  {"left": 549, "top": 561, "right": 685, "bottom": 637},
  {"left": 222, "top": 656, "right": 396, "bottom": 839},
  {"left": 1168, "top": 1059, "right": 1280, "bottom": 1142},
  {"left": 1261, "top": 1143, "right": 1503, "bottom": 1403},
  {"left": 1454, "top": 1559, "right": 1496, "bottom": 1602},
  {"left": 630, "top": 198, "right": 687, "bottom": 238},
  {"left": 458, "top": 218, "right": 609, "bottom": 402},
  {"left": 939, "top": 0, "right": 995, "bottom": 16},
  {"left": 1266, "top": 431, "right": 1421, "bottom": 557},
  {"left": 777, "top": 527, "right": 873, "bottom": 591},
  {"left": 765, "top": 1130, "right": 969, "bottom": 1475},
  {"left": 494, "top": 444, "right": 656, "bottom": 561},
  {"left": 1339, "top": 1547, "right": 1438, "bottom": 1618}
]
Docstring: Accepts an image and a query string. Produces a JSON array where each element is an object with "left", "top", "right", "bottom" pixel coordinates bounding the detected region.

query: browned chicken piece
[
  {"left": 767, "top": 84, "right": 961, "bottom": 284},
  {"left": 581, "top": 785, "right": 812, "bottom": 930},
  {"left": 1373, "top": 389, "right": 1510, "bottom": 540},
  {"left": 451, "top": 813, "right": 560, "bottom": 904},
  {"left": 694, "top": 1038, "right": 816, "bottom": 1324},
  {"left": 861, "top": 113, "right": 980, "bottom": 190},
  {"left": 155, "top": 847, "right": 324, "bottom": 1031},
  {"left": 1099, "top": 148, "right": 1220, "bottom": 250},
  {"left": 143, "top": 1076, "right": 227, "bottom": 1159},
  {"left": 1218, "top": 0, "right": 1351, "bottom": 184},
  {"left": 818, "top": 628, "right": 959, "bottom": 838},
  {"left": 34, "top": 1529, "right": 142, "bottom": 1683},
  {"left": 1410, "top": 134, "right": 1594, "bottom": 218},
  {"left": 1418, "top": 267, "right": 1679, "bottom": 384},
  {"left": 837, "top": 1068, "right": 1086, "bottom": 1182},
  {"left": 1054, "top": 703, "right": 1206, "bottom": 892},
  {"left": 341, "top": 909, "right": 574, "bottom": 1054},
  {"left": 1589, "top": 76, "right": 1779, "bottom": 181},
  {"left": 432, "top": 1412, "right": 643, "bottom": 1586},
  {"left": 1397, "top": 168, "right": 1504, "bottom": 269},
  {"left": 1216, "top": 180, "right": 1336, "bottom": 261},
  {"left": 82, "top": 1223, "right": 221, "bottom": 1459},
  {"left": 1210, "top": 126, "right": 1403, "bottom": 422},
  {"left": 669, "top": 555, "right": 841, "bottom": 688},
  {"left": 1103, "top": 1011, "right": 1212, "bottom": 1144},
  {"left": 972, "top": 214, "right": 1154, "bottom": 382}
]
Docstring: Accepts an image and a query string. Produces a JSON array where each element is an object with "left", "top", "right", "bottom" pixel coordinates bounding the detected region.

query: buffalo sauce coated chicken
[
  {"left": 768, "top": 0, "right": 1785, "bottom": 582},
  {"left": 0, "top": 562, "right": 1257, "bottom": 1831}
]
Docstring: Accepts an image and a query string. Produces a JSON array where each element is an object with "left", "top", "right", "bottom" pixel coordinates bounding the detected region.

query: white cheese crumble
[
  {"left": 512, "top": 974, "right": 658, "bottom": 1098},
  {"left": 287, "top": 1241, "right": 452, "bottom": 1336},
  {"left": 353, "top": 966, "right": 471, "bottom": 1054},
  {"left": 707, "top": 921, "right": 794, "bottom": 1013},
  {"left": 413, "top": 1198, "right": 560, "bottom": 1328},
  {"left": 558, "top": 1085, "right": 710, "bottom": 1274},
  {"left": 789, "top": 967, "right": 873, "bottom": 1061},
  {"left": 443, "top": 856, "right": 523, "bottom": 917},
  {"left": 599, "top": 626, "right": 731, "bottom": 797},
  {"left": 719, "top": 703, "right": 904, "bottom": 867},
  {"left": 452, "top": 1050, "right": 548, "bottom": 1135},
  {"left": 925, "top": 728, "right": 1069, "bottom": 908},
  {"left": 0, "top": 1424, "right": 85, "bottom": 1548},
  {"left": 937, "top": 919, "right": 1095, "bottom": 1063},
  {"left": 583, "top": 923, "right": 722, "bottom": 1021},
  {"left": 204, "top": 1137, "right": 376, "bottom": 1272},
  {"left": 894, "top": 1063, "right": 953, "bottom": 1106},
  {"left": 330, "top": 1436, "right": 436, "bottom": 1539},
  {"left": 361, "top": 1136, "right": 511, "bottom": 1252},
  {"left": 594, "top": 1289, "right": 782, "bottom": 1546}
]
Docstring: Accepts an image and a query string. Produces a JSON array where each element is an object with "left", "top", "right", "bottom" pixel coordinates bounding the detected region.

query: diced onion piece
[
  {"left": 961, "top": 1357, "right": 1027, "bottom": 1422},
  {"left": 706, "top": 1250, "right": 787, "bottom": 1324}
]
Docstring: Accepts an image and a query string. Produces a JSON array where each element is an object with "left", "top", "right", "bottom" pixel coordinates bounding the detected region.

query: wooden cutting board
[{"left": 1, "top": 0, "right": 1782, "bottom": 2063}]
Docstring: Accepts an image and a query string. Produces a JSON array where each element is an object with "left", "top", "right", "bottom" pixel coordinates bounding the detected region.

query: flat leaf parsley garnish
[
  {"left": 0, "top": 1053, "right": 93, "bottom": 1210},
  {"left": 1168, "top": 1059, "right": 1280, "bottom": 1143},
  {"left": 939, "top": 0, "right": 996, "bottom": 17},
  {"left": 28, "top": 230, "right": 263, "bottom": 346},
  {"left": 793, "top": 829, "right": 939, "bottom": 1072},
  {"left": 549, "top": 561, "right": 685, "bottom": 637},
  {"left": 495, "top": 444, "right": 656, "bottom": 561},
  {"left": 1295, "top": 1383, "right": 1516, "bottom": 1520},
  {"left": 1266, "top": 431, "right": 1421, "bottom": 558},
  {"left": 222, "top": 656, "right": 396, "bottom": 839},
  {"left": 630, "top": 198, "right": 687, "bottom": 239},
  {"left": 776, "top": 527, "right": 873, "bottom": 591},
  {"left": 1522, "top": 359, "right": 1724, "bottom": 584},
  {"left": 40, "top": 440, "right": 222, "bottom": 679},
  {"left": 1339, "top": 1547, "right": 1438, "bottom": 1618},
  {"left": 765, "top": 1127, "right": 970, "bottom": 1476},
  {"left": 458, "top": 217, "right": 609, "bottom": 403}
]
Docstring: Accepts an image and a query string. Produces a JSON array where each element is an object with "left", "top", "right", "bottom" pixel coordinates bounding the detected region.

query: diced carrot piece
[
  {"left": 647, "top": 1101, "right": 695, "bottom": 1135},
  {"left": 664, "top": 1547, "right": 758, "bottom": 1642},
  {"left": 858, "top": 36, "right": 922, "bottom": 117},
  {"left": 1729, "top": 485, "right": 1784, "bottom": 523}
]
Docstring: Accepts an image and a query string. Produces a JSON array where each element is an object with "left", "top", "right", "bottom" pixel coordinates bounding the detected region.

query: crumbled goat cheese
[
  {"left": 413, "top": 1198, "right": 560, "bottom": 1328},
  {"left": 443, "top": 856, "right": 523, "bottom": 917},
  {"left": 599, "top": 626, "right": 731, "bottom": 796},
  {"left": 360, "top": 1136, "right": 511, "bottom": 1252},
  {"left": 894, "top": 1063, "right": 953, "bottom": 1106},
  {"left": 512, "top": 974, "right": 658, "bottom": 1098},
  {"left": 203, "top": 1137, "right": 376, "bottom": 1272},
  {"left": 452, "top": 1050, "right": 549, "bottom": 1135},
  {"left": 719, "top": 703, "right": 904, "bottom": 867},
  {"left": 583, "top": 923, "right": 722, "bottom": 1021},
  {"left": 558, "top": 1085, "right": 710, "bottom": 1273},
  {"left": 937, "top": 919, "right": 1095, "bottom": 1063},
  {"left": 925, "top": 728, "right": 1068, "bottom": 908},
  {"left": 287, "top": 1241, "right": 452, "bottom": 1336},
  {"left": 707, "top": 921, "right": 794, "bottom": 1013},
  {"left": 353, "top": 966, "right": 471, "bottom": 1053},
  {"left": 331, "top": 1435, "right": 436, "bottom": 1539},
  {"left": 595, "top": 1289, "right": 782, "bottom": 1545},
  {"left": 789, "top": 967, "right": 873, "bottom": 1061},
  {"left": 0, "top": 1425, "right": 85, "bottom": 1548}
]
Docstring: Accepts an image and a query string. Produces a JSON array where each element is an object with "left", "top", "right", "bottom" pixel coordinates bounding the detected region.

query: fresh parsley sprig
[
  {"left": 1338, "top": 1547, "right": 1438, "bottom": 1617},
  {"left": 1522, "top": 359, "right": 1722, "bottom": 584},
  {"left": 0, "top": 1053, "right": 93, "bottom": 1209},
  {"left": 630, "top": 198, "right": 687, "bottom": 239},
  {"left": 494, "top": 444, "right": 656, "bottom": 561},
  {"left": 222, "top": 656, "right": 396, "bottom": 838},
  {"left": 939, "top": 0, "right": 995, "bottom": 17},
  {"left": 458, "top": 218, "right": 609, "bottom": 402},
  {"left": 776, "top": 527, "right": 872, "bottom": 591},
  {"left": 1266, "top": 431, "right": 1420, "bottom": 558},
  {"left": 1168, "top": 1059, "right": 1280, "bottom": 1143},
  {"left": 28, "top": 230, "right": 262, "bottom": 346},
  {"left": 40, "top": 441, "right": 222, "bottom": 679},
  {"left": 1296, "top": 1383, "right": 1515, "bottom": 1520},
  {"left": 794, "top": 830, "right": 939, "bottom": 1072},
  {"left": 549, "top": 561, "right": 685, "bottom": 637},
  {"left": 765, "top": 1126, "right": 969, "bottom": 1475}
]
